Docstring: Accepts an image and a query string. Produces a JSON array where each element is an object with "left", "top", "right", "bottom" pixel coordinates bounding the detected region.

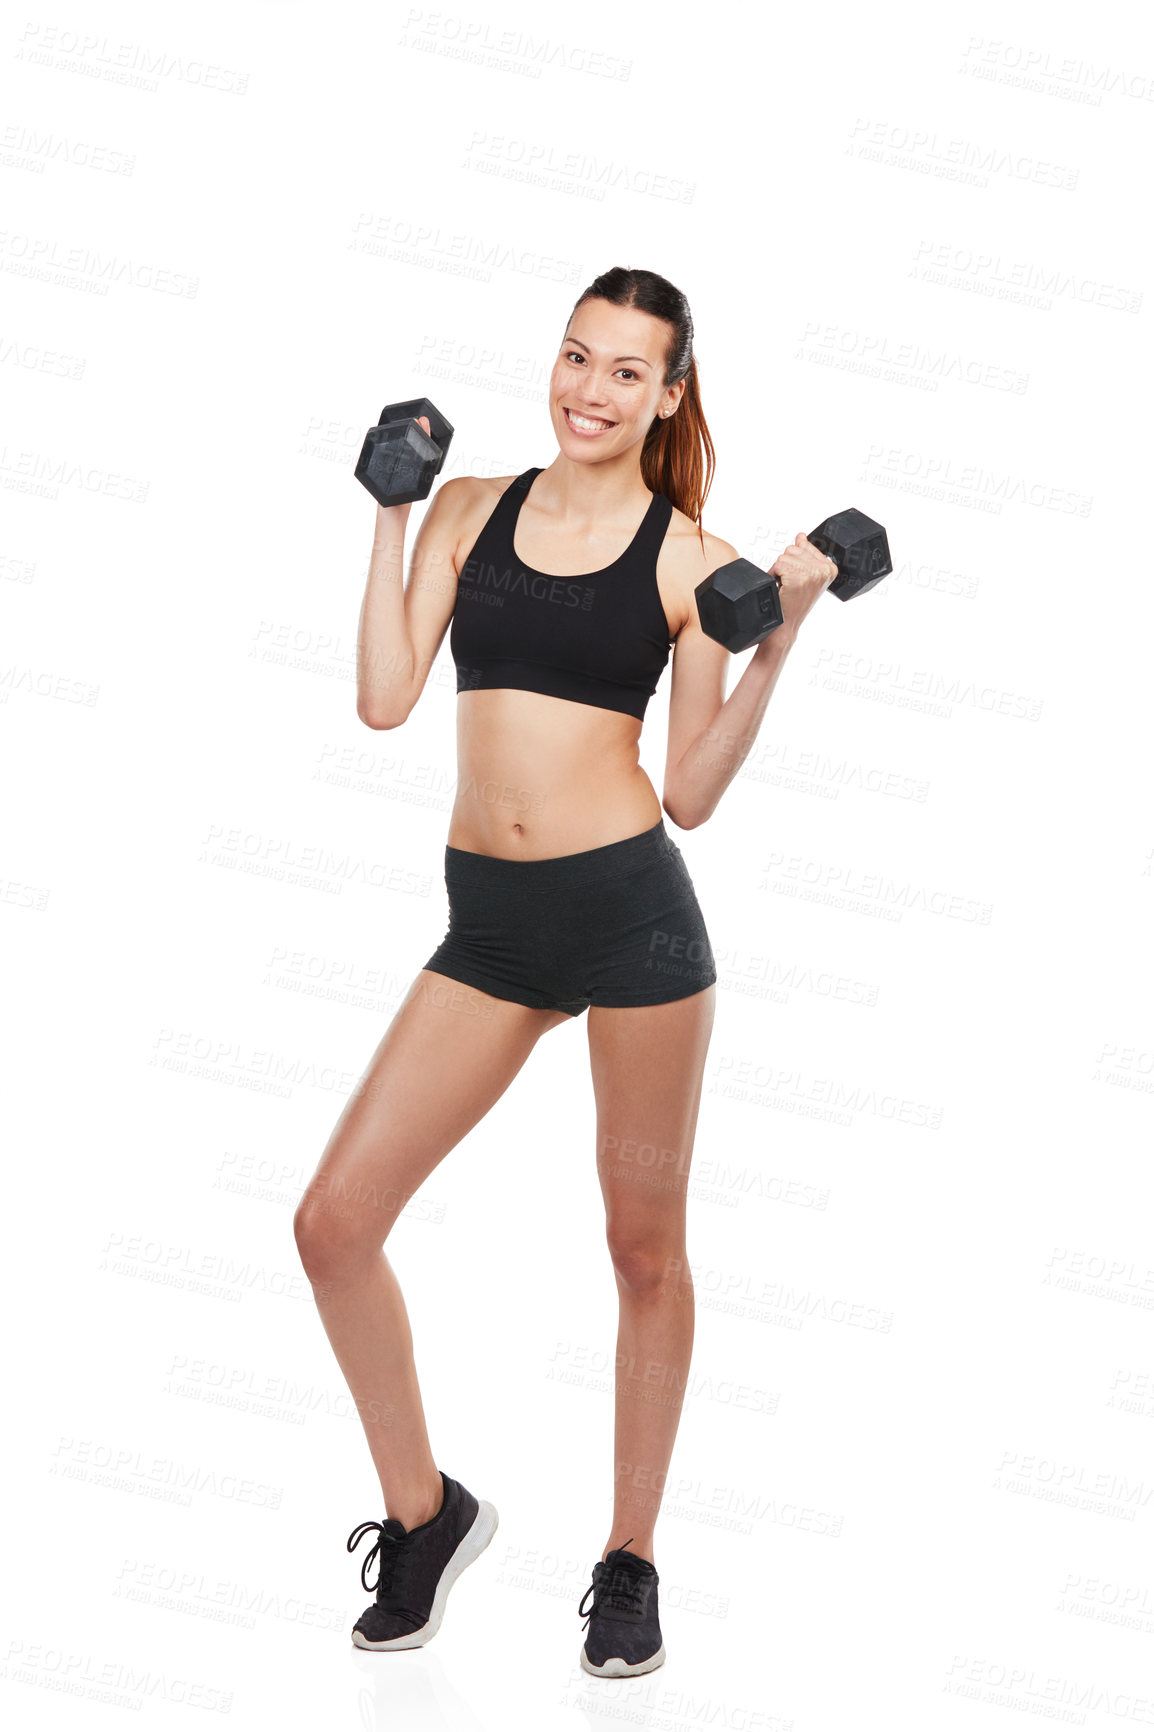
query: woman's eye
[{"left": 564, "top": 353, "right": 637, "bottom": 380}]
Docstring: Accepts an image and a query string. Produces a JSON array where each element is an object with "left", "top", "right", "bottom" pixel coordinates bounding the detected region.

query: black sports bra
[{"left": 449, "top": 467, "right": 675, "bottom": 721}]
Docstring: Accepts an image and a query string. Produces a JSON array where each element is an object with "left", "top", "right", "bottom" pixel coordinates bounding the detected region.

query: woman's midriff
[{"left": 447, "top": 689, "right": 663, "bottom": 859}]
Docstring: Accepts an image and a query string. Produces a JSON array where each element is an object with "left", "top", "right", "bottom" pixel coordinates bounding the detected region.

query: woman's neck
[{"left": 531, "top": 452, "right": 651, "bottom": 525}]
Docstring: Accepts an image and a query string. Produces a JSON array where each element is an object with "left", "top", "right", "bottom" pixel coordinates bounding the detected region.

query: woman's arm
[
  {"left": 356, "top": 473, "right": 472, "bottom": 729},
  {"left": 662, "top": 531, "right": 838, "bottom": 828}
]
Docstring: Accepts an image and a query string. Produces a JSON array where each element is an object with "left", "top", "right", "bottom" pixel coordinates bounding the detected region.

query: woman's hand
[
  {"left": 767, "top": 532, "right": 839, "bottom": 644},
  {"left": 370, "top": 414, "right": 432, "bottom": 541}
]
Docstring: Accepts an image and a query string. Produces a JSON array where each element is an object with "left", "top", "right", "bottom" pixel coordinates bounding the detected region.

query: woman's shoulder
[
  {"left": 663, "top": 500, "right": 741, "bottom": 579},
  {"left": 441, "top": 471, "right": 526, "bottom": 501},
  {"left": 427, "top": 471, "right": 524, "bottom": 529},
  {"left": 433, "top": 471, "right": 526, "bottom": 520}
]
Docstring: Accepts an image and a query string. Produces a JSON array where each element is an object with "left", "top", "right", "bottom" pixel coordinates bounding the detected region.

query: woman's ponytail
[{"left": 640, "top": 352, "right": 714, "bottom": 538}]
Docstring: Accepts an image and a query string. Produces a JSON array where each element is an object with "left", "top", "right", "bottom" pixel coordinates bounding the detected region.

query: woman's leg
[
  {"left": 294, "top": 969, "right": 569, "bottom": 1529},
  {"left": 586, "top": 985, "right": 716, "bottom": 1567}
]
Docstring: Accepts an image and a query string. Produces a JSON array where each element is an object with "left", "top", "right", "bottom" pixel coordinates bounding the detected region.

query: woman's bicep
[
  {"left": 663, "top": 529, "right": 741, "bottom": 772},
  {"left": 402, "top": 477, "right": 469, "bottom": 706},
  {"left": 664, "top": 614, "right": 730, "bottom": 776}
]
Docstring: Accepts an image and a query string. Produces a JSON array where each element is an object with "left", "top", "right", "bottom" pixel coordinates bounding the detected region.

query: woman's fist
[{"left": 768, "top": 533, "right": 839, "bottom": 639}]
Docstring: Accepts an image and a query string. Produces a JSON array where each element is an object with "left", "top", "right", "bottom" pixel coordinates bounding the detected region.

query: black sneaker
[
  {"left": 578, "top": 1538, "right": 666, "bottom": 1676},
  {"left": 346, "top": 1470, "right": 497, "bottom": 1650}
]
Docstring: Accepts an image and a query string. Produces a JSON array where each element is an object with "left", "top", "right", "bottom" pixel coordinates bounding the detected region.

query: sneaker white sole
[
  {"left": 352, "top": 1499, "right": 499, "bottom": 1651},
  {"left": 580, "top": 1640, "right": 667, "bottom": 1677}
]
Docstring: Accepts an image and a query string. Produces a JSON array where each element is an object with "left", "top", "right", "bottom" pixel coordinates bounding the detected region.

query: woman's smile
[{"left": 563, "top": 406, "right": 618, "bottom": 436}]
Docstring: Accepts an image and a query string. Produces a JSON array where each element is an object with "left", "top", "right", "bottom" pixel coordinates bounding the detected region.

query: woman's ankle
[
  {"left": 382, "top": 1468, "right": 444, "bottom": 1531},
  {"left": 602, "top": 1535, "right": 654, "bottom": 1565}
]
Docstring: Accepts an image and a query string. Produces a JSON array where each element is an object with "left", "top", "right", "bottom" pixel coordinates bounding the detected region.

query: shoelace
[
  {"left": 346, "top": 1519, "right": 422, "bottom": 1627},
  {"left": 578, "top": 1538, "right": 650, "bottom": 1630}
]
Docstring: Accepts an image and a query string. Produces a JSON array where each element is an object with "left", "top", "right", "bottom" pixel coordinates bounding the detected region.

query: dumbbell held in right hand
[
  {"left": 695, "top": 507, "right": 892, "bottom": 653},
  {"left": 354, "top": 397, "right": 455, "bottom": 508}
]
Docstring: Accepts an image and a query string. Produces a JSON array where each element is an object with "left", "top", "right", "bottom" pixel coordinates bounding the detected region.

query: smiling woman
[{"left": 294, "top": 264, "right": 840, "bottom": 1680}]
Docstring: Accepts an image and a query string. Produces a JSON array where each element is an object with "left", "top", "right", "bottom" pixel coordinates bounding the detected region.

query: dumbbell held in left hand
[{"left": 695, "top": 507, "right": 892, "bottom": 653}]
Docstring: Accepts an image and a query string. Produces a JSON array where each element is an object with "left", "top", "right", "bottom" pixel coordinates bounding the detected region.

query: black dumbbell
[
  {"left": 696, "top": 508, "right": 892, "bottom": 653},
  {"left": 354, "top": 397, "right": 455, "bottom": 508}
]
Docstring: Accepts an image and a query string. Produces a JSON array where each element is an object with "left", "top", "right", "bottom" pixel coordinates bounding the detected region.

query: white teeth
[{"left": 567, "top": 409, "right": 613, "bottom": 431}]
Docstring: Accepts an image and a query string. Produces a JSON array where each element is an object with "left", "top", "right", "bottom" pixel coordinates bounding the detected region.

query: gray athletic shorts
[{"left": 423, "top": 819, "right": 716, "bottom": 1016}]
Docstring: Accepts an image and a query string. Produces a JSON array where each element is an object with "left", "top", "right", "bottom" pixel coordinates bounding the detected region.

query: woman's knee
[
  {"left": 606, "top": 1232, "right": 687, "bottom": 1298},
  {"left": 293, "top": 1190, "right": 385, "bottom": 1286}
]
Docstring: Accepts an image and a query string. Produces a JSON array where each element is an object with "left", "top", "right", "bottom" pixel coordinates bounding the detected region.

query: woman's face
[{"left": 549, "top": 298, "right": 683, "bottom": 462}]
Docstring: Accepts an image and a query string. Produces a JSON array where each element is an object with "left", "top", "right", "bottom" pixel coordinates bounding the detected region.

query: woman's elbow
[
  {"left": 357, "top": 700, "right": 409, "bottom": 730},
  {"left": 662, "top": 794, "right": 706, "bottom": 831}
]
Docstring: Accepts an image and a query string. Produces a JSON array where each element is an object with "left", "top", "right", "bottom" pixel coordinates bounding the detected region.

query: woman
[{"left": 293, "top": 266, "right": 838, "bottom": 1678}]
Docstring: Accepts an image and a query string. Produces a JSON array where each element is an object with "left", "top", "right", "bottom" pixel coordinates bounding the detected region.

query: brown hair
[{"left": 567, "top": 266, "right": 715, "bottom": 539}]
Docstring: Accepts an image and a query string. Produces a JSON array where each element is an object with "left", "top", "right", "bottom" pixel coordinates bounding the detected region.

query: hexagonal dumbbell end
[
  {"left": 808, "top": 508, "right": 891, "bottom": 602},
  {"left": 355, "top": 419, "right": 443, "bottom": 508},
  {"left": 354, "top": 398, "right": 455, "bottom": 508},
  {"left": 695, "top": 558, "right": 785, "bottom": 653},
  {"left": 378, "top": 399, "right": 454, "bottom": 475}
]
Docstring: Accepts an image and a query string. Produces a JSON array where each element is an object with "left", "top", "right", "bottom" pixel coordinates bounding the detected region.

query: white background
[{"left": 3, "top": 1, "right": 1152, "bottom": 1727}]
